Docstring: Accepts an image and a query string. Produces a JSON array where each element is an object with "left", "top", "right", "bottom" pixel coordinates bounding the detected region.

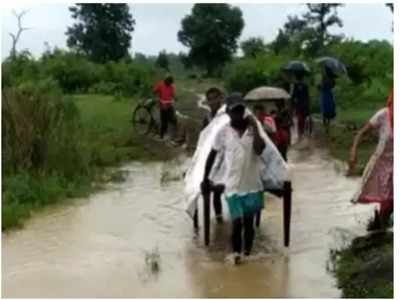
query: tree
[
  {"left": 303, "top": 4, "right": 344, "bottom": 53},
  {"left": 270, "top": 15, "right": 314, "bottom": 56},
  {"left": 156, "top": 50, "right": 170, "bottom": 71},
  {"left": 66, "top": 4, "right": 135, "bottom": 63},
  {"left": 8, "top": 10, "right": 30, "bottom": 58},
  {"left": 178, "top": 52, "right": 193, "bottom": 70},
  {"left": 178, "top": 4, "right": 244, "bottom": 76},
  {"left": 241, "top": 37, "right": 266, "bottom": 58}
]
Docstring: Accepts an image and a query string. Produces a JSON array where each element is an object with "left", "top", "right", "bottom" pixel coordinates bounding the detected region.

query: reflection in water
[{"left": 2, "top": 146, "right": 375, "bottom": 298}]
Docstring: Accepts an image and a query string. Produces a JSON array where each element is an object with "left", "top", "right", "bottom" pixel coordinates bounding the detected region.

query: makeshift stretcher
[{"left": 183, "top": 105, "right": 292, "bottom": 247}]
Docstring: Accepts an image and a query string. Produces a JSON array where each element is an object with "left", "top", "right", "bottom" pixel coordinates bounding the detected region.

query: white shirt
[{"left": 212, "top": 124, "right": 263, "bottom": 196}]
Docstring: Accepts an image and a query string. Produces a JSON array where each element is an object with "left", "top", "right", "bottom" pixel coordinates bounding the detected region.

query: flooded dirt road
[{"left": 2, "top": 144, "right": 375, "bottom": 298}]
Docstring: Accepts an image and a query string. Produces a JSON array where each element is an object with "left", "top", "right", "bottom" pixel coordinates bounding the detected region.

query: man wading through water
[
  {"left": 202, "top": 87, "right": 224, "bottom": 223},
  {"left": 153, "top": 75, "right": 178, "bottom": 141},
  {"left": 201, "top": 93, "right": 266, "bottom": 265}
]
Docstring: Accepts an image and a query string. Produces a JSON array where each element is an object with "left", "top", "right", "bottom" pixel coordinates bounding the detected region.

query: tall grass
[{"left": 2, "top": 87, "right": 176, "bottom": 230}]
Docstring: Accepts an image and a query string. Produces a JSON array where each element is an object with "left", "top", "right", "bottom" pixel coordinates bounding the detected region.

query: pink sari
[{"left": 353, "top": 100, "right": 393, "bottom": 216}]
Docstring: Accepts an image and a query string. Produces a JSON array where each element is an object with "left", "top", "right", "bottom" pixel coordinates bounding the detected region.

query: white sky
[{"left": 1, "top": 3, "right": 394, "bottom": 59}]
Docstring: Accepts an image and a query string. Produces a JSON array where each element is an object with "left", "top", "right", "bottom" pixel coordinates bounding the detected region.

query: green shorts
[{"left": 225, "top": 191, "right": 264, "bottom": 220}]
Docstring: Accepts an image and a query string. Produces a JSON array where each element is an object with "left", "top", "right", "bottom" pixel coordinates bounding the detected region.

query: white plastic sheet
[{"left": 183, "top": 105, "right": 289, "bottom": 217}]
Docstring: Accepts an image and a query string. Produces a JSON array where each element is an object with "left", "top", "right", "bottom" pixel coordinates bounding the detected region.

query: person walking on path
[
  {"left": 349, "top": 89, "right": 393, "bottom": 230},
  {"left": 153, "top": 75, "right": 178, "bottom": 141},
  {"left": 319, "top": 67, "right": 337, "bottom": 133},
  {"left": 201, "top": 93, "right": 266, "bottom": 265},
  {"left": 291, "top": 73, "right": 310, "bottom": 140}
]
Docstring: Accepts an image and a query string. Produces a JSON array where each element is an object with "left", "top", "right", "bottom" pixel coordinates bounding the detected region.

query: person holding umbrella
[
  {"left": 319, "top": 66, "right": 337, "bottom": 133},
  {"left": 316, "top": 57, "right": 347, "bottom": 133},
  {"left": 282, "top": 61, "right": 311, "bottom": 141},
  {"left": 291, "top": 71, "right": 310, "bottom": 140}
]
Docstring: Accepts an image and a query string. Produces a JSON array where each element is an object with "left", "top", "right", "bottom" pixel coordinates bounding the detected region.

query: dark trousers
[
  {"left": 212, "top": 190, "right": 223, "bottom": 216},
  {"left": 160, "top": 106, "right": 177, "bottom": 138},
  {"left": 232, "top": 214, "right": 255, "bottom": 254},
  {"left": 297, "top": 111, "right": 306, "bottom": 138},
  {"left": 278, "top": 144, "right": 288, "bottom": 162}
]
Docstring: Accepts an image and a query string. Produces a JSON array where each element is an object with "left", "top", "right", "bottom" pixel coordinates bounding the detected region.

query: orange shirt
[{"left": 153, "top": 81, "right": 175, "bottom": 106}]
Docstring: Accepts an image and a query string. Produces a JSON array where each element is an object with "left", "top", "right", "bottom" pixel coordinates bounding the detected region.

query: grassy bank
[
  {"left": 2, "top": 94, "right": 178, "bottom": 231},
  {"left": 2, "top": 79, "right": 210, "bottom": 231},
  {"left": 330, "top": 232, "right": 393, "bottom": 298},
  {"left": 316, "top": 107, "right": 393, "bottom": 298}
]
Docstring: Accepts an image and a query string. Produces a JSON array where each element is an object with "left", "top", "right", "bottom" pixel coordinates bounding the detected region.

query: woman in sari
[{"left": 349, "top": 89, "right": 393, "bottom": 229}]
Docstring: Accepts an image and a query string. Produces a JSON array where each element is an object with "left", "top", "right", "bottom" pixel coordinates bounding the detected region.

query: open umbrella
[
  {"left": 316, "top": 57, "right": 347, "bottom": 76},
  {"left": 244, "top": 86, "right": 290, "bottom": 102},
  {"left": 282, "top": 60, "right": 311, "bottom": 74}
]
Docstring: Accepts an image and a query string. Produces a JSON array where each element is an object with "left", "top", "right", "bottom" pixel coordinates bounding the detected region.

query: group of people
[
  {"left": 154, "top": 74, "right": 393, "bottom": 264},
  {"left": 288, "top": 67, "right": 338, "bottom": 139}
]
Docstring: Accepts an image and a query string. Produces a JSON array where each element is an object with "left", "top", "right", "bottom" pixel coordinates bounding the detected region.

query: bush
[
  {"left": 2, "top": 49, "right": 158, "bottom": 97},
  {"left": 224, "top": 53, "right": 288, "bottom": 94},
  {"left": 100, "top": 61, "right": 155, "bottom": 97},
  {"left": 2, "top": 51, "right": 41, "bottom": 89},
  {"left": 42, "top": 50, "right": 102, "bottom": 93},
  {"left": 2, "top": 78, "right": 88, "bottom": 177}
]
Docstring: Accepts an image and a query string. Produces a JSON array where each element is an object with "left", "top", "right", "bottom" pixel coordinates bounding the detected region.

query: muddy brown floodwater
[{"left": 2, "top": 143, "right": 376, "bottom": 298}]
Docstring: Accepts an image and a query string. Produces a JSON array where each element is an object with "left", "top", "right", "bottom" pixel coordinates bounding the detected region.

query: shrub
[
  {"left": 224, "top": 53, "right": 289, "bottom": 94},
  {"left": 2, "top": 79, "right": 88, "bottom": 177}
]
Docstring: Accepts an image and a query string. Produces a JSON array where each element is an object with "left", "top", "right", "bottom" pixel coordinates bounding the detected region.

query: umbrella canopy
[
  {"left": 282, "top": 60, "right": 311, "bottom": 74},
  {"left": 244, "top": 86, "right": 290, "bottom": 102},
  {"left": 316, "top": 57, "right": 347, "bottom": 76}
]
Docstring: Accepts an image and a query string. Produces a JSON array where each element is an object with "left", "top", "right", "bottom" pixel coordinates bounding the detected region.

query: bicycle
[{"left": 131, "top": 98, "right": 159, "bottom": 136}]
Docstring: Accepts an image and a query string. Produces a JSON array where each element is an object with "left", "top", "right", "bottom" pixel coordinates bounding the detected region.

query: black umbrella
[
  {"left": 282, "top": 60, "right": 311, "bottom": 74},
  {"left": 316, "top": 57, "right": 347, "bottom": 76}
]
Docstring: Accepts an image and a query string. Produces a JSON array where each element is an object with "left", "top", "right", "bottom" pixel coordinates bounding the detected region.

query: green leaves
[
  {"left": 66, "top": 4, "right": 135, "bottom": 63},
  {"left": 178, "top": 4, "right": 244, "bottom": 76}
]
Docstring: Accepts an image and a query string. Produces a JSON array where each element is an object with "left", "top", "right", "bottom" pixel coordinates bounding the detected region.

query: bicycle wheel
[{"left": 132, "top": 105, "right": 153, "bottom": 135}]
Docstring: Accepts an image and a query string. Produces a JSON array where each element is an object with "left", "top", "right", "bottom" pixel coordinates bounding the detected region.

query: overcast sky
[{"left": 1, "top": 3, "right": 393, "bottom": 59}]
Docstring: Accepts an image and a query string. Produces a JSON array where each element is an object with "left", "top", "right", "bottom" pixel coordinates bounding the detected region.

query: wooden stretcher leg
[
  {"left": 203, "top": 191, "right": 211, "bottom": 246},
  {"left": 283, "top": 181, "right": 292, "bottom": 247},
  {"left": 193, "top": 208, "right": 199, "bottom": 231}
]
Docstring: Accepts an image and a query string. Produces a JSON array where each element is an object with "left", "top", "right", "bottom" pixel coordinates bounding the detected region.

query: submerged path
[{"left": 2, "top": 144, "right": 375, "bottom": 298}]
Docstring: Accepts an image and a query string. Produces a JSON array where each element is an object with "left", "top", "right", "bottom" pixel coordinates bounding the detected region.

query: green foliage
[
  {"left": 156, "top": 50, "right": 170, "bottom": 71},
  {"left": 2, "top": 51, "right": 41, "bottom": 89},
  {"left": 2, "top": 172, "right": 91, "bottom": 230},
  {"left": 42, "top": 49, "right": 101, "bottom": 93},
  {"left": 66, "top": 4, "right": 135, "bottom": 63},
  {"left": 2, "top": 49, "right": 157, "bottom": 97},
  {"left": 327, "top": 39, "right": 393, "bottom": 86},
  {"left": 240, "top": 37, "right": 267, "bottom": 58},
  {"left": 224, "top": 54, "right": 288, "bottom": 94},
  {"left": 330, "top": 232, "right": 393, "bottom": 298},
  {"left": 2, "top": 79, "right": 87, "bottom": 177},
  {"left": 271, "top": 5, "right": 345, "bottom": 57},
  {"left": 270, "top": 16, "right": 309, "bottom": 56},
  {"left": 303, "top": 4, "right": 345, "bottom": 54},
  {"left": 225, "top": 38, "right": 392, "bottom": 119},
  {"left": 178, "top": 4, "right": 244, "bottom": 76}
]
